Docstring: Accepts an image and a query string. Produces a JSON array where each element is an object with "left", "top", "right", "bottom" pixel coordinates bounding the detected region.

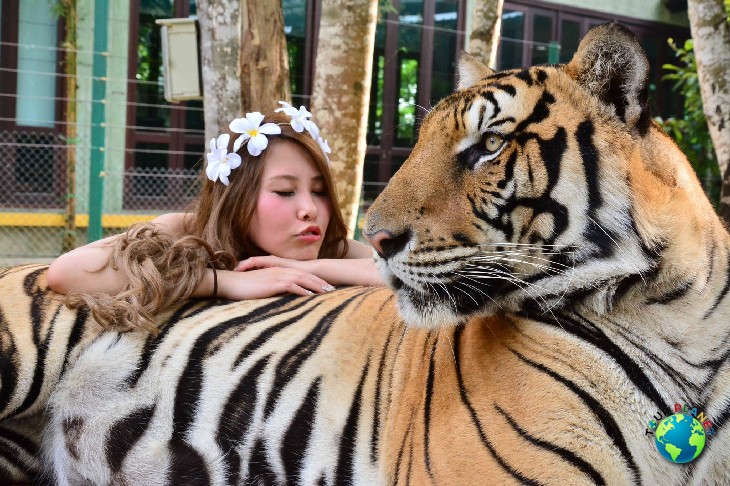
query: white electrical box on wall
[{"left": 155, "top": 17, "right": 202, "bottom": 102}]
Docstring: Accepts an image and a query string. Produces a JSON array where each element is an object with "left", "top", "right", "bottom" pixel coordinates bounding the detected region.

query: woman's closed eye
[{"left": 273, "top": 190, "right": 295, "bottom": 197}]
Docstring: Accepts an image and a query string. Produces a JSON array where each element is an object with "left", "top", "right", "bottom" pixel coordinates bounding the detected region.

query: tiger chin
[{"left": 1, "top": 22, "right": 729, "bottom": 486}]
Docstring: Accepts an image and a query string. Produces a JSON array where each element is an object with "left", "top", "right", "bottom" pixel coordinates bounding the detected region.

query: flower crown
[{"left": 205, "top": 101, "right": 332, "bottom": 186}]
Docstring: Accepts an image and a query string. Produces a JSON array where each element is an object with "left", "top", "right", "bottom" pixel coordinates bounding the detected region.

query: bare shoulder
[
  {"left": 343, "top": 239, "right": 374, "bottom": 259},
  {"left": 151, "top": 212, "right": 190, "bottom": 237}
]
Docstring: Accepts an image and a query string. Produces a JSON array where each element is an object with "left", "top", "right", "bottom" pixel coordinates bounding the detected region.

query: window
[
  {"left": 124, "top": 0, "right": 204, "bottom": 210},
  {"left": 501, "top": 1, "right": 690, "bottom": 119},
  {"left": 0, "top": 0, "right": 66, "bottom": 208},
  {"left": 365, "top": 0, "right": 466, "bottom": 199},
  {"left": 499, "top": 7, "right": 558, "bottom": 69},
  {"left": 500, "top": 9, "right": 525, "bottom": 69},
  {"left": 283, "top": 0, "right": 315, "bottom": 104},
  {"left": 558, "top": 16, "right": 582, "bottom": 63}
]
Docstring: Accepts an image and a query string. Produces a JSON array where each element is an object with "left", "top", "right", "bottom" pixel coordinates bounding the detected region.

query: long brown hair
[{"left": 67, "top": 111, "right": 348, "bottom": 333}]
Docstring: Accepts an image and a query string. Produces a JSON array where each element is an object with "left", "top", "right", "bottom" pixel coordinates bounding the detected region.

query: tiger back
[{"left": 0, "top": 264, "right": 103, "bottom": 482}]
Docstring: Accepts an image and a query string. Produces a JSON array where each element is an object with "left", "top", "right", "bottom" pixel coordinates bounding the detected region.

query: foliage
[
  {"left": 656, "top": 37, "right": 720, "bottom": 205},
  {"left": 656, "top": 0, "right": 730, "bottom": 207},
  {"left": 379, "top": 0, "right": 398, "bottom": 16},
  {"left": 397, "top": 58, "right": 418, "bottom": 142},
  {"left": 655, "top": 0, "right": 730, "bottom": 207}
]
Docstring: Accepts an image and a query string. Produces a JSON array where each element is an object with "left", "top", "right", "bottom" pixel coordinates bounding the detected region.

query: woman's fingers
[
  {"left": 235, "top": 256, "right": 273, "bottom": 272},
  {"left": 283, "top": 271, "right": 332, "bottom": 295},
  {"left": 219, "top": 267, "right": 335, "bottom": 301},
  {"left": 285, "top": 282, "right": 316, "bottom": 297}
]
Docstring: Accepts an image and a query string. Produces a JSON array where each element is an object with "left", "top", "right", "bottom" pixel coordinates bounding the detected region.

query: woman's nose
[{"left": 298, "top": 194, "right": 318, "bottom": 220}]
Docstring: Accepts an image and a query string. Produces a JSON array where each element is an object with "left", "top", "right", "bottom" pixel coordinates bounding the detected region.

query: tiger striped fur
[{"left": 0, "top": 22, "right": 728, "bottom": 485}]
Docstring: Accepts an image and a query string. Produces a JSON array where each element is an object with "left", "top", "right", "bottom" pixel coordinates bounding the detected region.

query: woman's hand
[
  {"left": 235, "top": 255, "right": 308, "bottom": 273},
  {"left": 235, "top": 254, "right": 382, "bottom": 288},
  {"left": 219, "top": 262, "right": 334, "bottom": 300}
]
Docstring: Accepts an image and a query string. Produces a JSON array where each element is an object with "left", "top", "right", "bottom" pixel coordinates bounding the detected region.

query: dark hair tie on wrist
[{"left": 209, "top": 264, "right": 218, "bottom": 298}]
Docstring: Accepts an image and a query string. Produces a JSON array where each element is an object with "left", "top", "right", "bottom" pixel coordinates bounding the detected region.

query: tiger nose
[{"left": 364, "top": 229, "right": 411, "bottom": 259}]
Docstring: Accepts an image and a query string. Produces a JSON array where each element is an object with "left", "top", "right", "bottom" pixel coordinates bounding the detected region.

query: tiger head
[{"left": 363, "top": 23, "right": 722, "bottom": 328}]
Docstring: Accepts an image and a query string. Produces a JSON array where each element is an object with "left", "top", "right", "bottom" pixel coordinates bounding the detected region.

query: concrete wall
[
  {"left": 538, "top": 0, "right": 689, "bottom": 27},
  {"left": 465, "top": 0, "right": 690, "bottom": 48}
]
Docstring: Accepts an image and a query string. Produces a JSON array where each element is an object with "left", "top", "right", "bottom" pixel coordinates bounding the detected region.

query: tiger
[{"left": 0, "top": 21, "right": 728, "bottom": 485}]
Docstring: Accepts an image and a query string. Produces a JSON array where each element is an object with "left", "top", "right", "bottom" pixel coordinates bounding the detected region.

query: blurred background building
[{"left": 0, "top": 0, "right": 692, "bottom": 265}]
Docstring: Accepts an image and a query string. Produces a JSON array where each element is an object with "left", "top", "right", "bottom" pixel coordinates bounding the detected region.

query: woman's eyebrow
[
  {"left": 266, "top": 175, "right": 298, "bottom": 182},
  {"left": 266, "top": 174, "right": 324, "bottom": 182}
]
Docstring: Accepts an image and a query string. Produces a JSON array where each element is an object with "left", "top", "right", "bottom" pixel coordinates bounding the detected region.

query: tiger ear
[
  {"left": 457, "top": 52, "right": 495, "bottom": 90},
  {"left": 566, "top": 23, "right": 650, "bottom": 135}
]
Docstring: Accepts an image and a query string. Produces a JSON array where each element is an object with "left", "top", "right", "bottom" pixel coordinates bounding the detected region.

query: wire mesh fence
[
  {"left": 0, "top": 166, "right": 191, "bottom": 267},
  {"left": 0, "top": 128, "right": 72, "bottom": 266}
]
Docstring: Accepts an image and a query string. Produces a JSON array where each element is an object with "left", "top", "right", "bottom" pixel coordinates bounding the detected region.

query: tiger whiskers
[
  {"left": 430, "top": 277, "right": 461, "bottom": 317},
  {"left": 402, "top": 101, "right": 432, "bottom": 116},
  {"left": 461, "top": 264, "right": 553, "bottom": 307},
  {"left": 546, "top": 250, "right": 579, "bottom": 312},
  {"left": 452, "top": 272, "right": 504, "bottom": 310},
  {"left": 451, "top": 281, "right": 502, "bottom": 341},
  {"left": 459, "top": 263, "right": 565, "bottom": 329},
  {"left": 470, "top": 255, "right": 569, "bottom": 278}
]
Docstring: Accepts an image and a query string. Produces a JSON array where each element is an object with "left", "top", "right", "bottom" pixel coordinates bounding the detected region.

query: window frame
[
  {"left": 124, "top": 0, "right": 204, "bottom": 210},
  {"left": 0, "top": 0, "right": 67, "bottom": 208},
  {"left": 365, "top": 0, "right": 467, "bottom": 190},
  {"left": 502, "top": 0, "right": 691, "bottom": 119}
]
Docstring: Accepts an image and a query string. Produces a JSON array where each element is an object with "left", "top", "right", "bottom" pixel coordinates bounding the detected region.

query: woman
[{"left": 47, "top": 103, "right": 382, "bottom": 333}]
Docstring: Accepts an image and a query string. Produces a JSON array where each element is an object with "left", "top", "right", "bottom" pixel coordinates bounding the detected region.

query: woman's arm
[
  {"left": 305, "top": 257, "right": 383, "bottom": 286},
  {"left": 234, "top": 239, "right": 384, "bottom": 288},
  {"left": 343, "top": 238, "right": 375, "bottom": 259},
  {"left": 46, "top": 213, "right": 187, "bottom": 296},
  {"left": 191, "top": 266, "right": 337, "bottom": 299},
  {"left": 49, "top": 211, "right": 340, "bottom": 301}
]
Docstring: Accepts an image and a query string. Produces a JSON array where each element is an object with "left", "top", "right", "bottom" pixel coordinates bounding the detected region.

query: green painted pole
[
  {"left": 88, "top": 0, "right": 108, "bottom": 242},
  {"left": 548, "top": 41, "right": 561, "bottom": 64}
]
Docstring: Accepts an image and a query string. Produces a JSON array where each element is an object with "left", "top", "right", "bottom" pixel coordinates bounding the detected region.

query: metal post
[
  {"left": 88, "top": 0, "right": 108, "bottom": 242},
  {"left": 548, "top": 41, "right": 560, "bottom": 64}
]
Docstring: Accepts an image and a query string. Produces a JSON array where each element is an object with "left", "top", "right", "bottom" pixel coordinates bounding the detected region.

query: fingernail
[
  {"left": 305, "top": 290, "right": 315, "bottom": 296},
  {"left": 322, "top": 284, "right": 336, "bottom": 292}
]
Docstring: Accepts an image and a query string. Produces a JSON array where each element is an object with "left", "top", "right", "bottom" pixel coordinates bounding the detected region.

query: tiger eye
[{"left": 485, "top": 134, "right": 504, "bottom": 152}]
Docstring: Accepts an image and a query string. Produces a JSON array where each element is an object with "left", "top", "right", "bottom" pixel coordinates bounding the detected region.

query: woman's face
[{"left": 249, "top": 141, "right": 332, "bottom": 260}]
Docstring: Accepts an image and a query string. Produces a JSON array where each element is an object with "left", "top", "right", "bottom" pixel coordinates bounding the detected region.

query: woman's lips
[{"left": 297, "top": 226, "right": 322, "bottom": 242}]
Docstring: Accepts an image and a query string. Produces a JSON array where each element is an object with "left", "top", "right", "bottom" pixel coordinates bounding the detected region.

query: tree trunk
[
  {"left": 467, "top": 0, "right": 504, "bottom": 68},
  {"left": 239, "top": 0, "right": 291, "bottom": 113},
  {"left": 61, "top": 0, "right": 78, "bottom": 252},
  {"left": 197, "top": 1, "right": 289, "bottom": 142},
  {"left": 687, "top": 0, "right": 730, "bottom": 222},
  {"left": 197, "top": 0, "right": 243, "bottom": 142},
  {"left": 310, "top": 0, "right": 378, "bottom": 235}
]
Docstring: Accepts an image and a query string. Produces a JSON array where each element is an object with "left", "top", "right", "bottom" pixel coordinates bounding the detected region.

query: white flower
[
  {"left": 229, "top": 112, "right": 282, "bottom": 156},
  {"left": 206, "top": 134, "right": 241, "bottom": 186},
  {"left": 276, "top": 100, "right": 320, "bottom": 140},
  {"left": 317, "top": 137, "right": 331, "bottom": 155},
  {"left": 304, "top": 120, "right": 320, "bottom": 141}
]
